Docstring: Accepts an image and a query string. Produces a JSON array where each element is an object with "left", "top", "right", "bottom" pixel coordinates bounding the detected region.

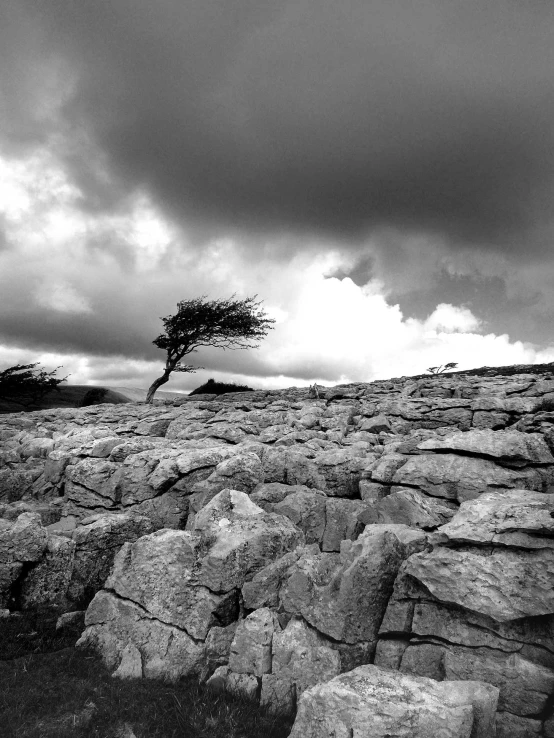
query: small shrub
[
  {"left": 189, "top": 378, "right": 254, "bottom": 396},
  {"left": 79, "top": 388, "right": 108, "bottom": 407},
  {"left": 426, "top": 362, "right": 458, "bottom": 375}
]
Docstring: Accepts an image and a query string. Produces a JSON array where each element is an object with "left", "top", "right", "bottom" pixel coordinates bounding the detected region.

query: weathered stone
[
  {"left": 281, "top": 526, "right": 425, "bottom": 643},
  {"left": 313, "top": 449, "right": 367, "bottom": 497},
  {"left": 261, "top": 448, "right": 326, "bottom": 489},
  {"left": 204, "top": 622, "right": 238, "bottom": 671},
  {"left": 392, "top": 453, "right": 543, "bottom": 502},
  {"left": 104, "top": 529, "right": 237, "bottom": 639},
  {"left": 229, "top": 608, "right": 279, "bottom": 676},
  {"left": 271, "top": 618, "right": 341, "bottom": 695},
  {"left": 288, "top": 665, "right": 499, "bottom": 738},
  {"left": 359, "top": 480, "right": 389, "bottom": 503},
  {"left": 472, "top": 410, "right": 510, "bottom": 429},
  {"left": 68, "top": 513, "right": 155, "bottom": 607},
  {"left": 322, "top": 498, "right": 366, "bottom": 551},
  {"left": 443, "top": 645, "right": 554, "bottom": 715},
  {"left": 495, "top": 712, "right": 542, "bottom": 738},
  {"left": 0, "top": 512, "right": 48, "bottom": 563},
  {"left": 273, "top": 490, "right": 326, "bottom": 545},
  {"left": 250, "top": 482, "right": 312, "bottom": 510},
  {"left": 65, "top": 458, "right": 121, "bottom": 510},
  {"left": 435, "top": 489, "right": 554, "bottom": 548},
  {"left": 193, "top": 452, "right": 264, "bottom": 496},
  {"left": 77, "top": 591, "right": 204, "bottom": 681},
  {"left": 241, "top": 549, "right": 304, "bottom": 610},
  {"left": 259, "top": 673, "right": 296, "bottom": 715},
  {"left": 359, "top": 487, "right": 456, "bottom": 530},
  {"left": 192, "top": 489, "right": 304, "bottom": 593},
  {"left": 358, "top": 414, "right": 392, "bottom": 434},
  {"left": 400, "top": 642, "right": 445, "bottom": 680},
  {"left": 418, "top": 428, "right": 554, "bottom": 464},
  {"left": 226, "top": 671, "right": 259, "bottom": 701},
  {"left": 19, "top": 534, "right": 75, "bottom": 610},
  {"left": 0, "top": 468, "right": 36, "bottom": 502},
  {"left": 405, "top": 546, "right": 554, "bottom": 622},
  {"left": 373, "top": 638, "right": 409, "bottom": 670}
]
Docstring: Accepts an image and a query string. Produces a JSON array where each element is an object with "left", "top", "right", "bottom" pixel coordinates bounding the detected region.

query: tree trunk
[{"left": 145, "top": 372, "right": 171, "bottom": 404}]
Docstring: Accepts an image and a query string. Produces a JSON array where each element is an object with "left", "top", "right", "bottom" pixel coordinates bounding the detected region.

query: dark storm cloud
[{"left": 4, "top": 0, "right": 554, "bottom": 252}]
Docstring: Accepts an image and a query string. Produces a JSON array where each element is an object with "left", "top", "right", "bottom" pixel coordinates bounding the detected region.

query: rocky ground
[{"left": 2, "top": 366, "right": 554, "bottom": 737}]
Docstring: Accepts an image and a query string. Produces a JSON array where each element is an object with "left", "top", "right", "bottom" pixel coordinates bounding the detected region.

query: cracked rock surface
[{"left": 3, "top": 364, "right": 554, "bottom": 735}]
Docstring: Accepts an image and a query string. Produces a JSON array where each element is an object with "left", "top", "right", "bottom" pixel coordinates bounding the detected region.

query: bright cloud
[
  {"left": 1, "top": 148, "right": 554, "bottom": 393},
  {"left": 423, "top": 303, "right": 481, "bottom": 334}
]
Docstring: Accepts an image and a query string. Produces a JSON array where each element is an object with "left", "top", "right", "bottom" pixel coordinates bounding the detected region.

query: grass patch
[{"left": 0, "top": 617, "right": 294, "bottom": 738}]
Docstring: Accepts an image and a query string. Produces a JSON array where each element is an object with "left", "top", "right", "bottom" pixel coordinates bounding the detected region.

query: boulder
[
  {"left": 273, "top": 489, "right": 327, "bottom": 544},
  {"left": 322, "top": 498, "right": 366, "bottom": 551},
  {"left": 392, "top": 453, "right": 543, "bottom": 503},
  {"left": 434, "top": 489, "right": 554, "bottom": 548},
  {"left": 418, "top": 428, "right": 554, "bottom": 465},
  {"left": 404, "top": 546, "right": 554, "bottom": 622},
  {"left": 313, "top": 449, "right": 367, "bottom": 497},
  {"left": 0, "top": 512, "right": 48, "bottom": 607},
  {"left": 280, "top": 525, "right": 426, "bottom": 644},
  {"left": 77, "top": 590, "right": 205, "bottom": 681},
  {"left": 271, "top": 617, "right": 341, "bottom": 695},
  {"left": 228, "top": 608, "right": 279, "bottom": 676},
  {"left": 289, "top": 665, "right": 499, "bottom": 738},
  {"left": 78, "top": 490, "right": 303, "bottom": 679},
  {"left": 191, "top": 489, "right": 304, "bottom": 592},
  {"left": 358, "top": 487, "right": 456, "bottom": 530}
]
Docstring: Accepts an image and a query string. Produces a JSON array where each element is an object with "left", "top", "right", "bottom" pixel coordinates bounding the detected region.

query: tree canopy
[
  {"left": 426, "top": 362, "right": 458, "bottom": 375},
  {"left": 146, "top": 295, "right": 274, "bottom": 403},
  {"left": 0, "top": 363, "right": 67, "bottom": 408}
]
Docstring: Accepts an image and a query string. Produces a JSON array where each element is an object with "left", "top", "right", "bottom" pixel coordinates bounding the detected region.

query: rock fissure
[{"left": 3, "top": 366, "right": 554, "bottom": 736}]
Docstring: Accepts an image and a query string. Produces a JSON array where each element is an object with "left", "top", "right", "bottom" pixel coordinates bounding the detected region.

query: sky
[{"left": 1, "top": 0, "right": 554, "bottom": 393}]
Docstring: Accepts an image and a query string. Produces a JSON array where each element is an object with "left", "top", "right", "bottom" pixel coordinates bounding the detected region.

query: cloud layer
[{"left": 1, "top": 1, "right": 554, "bottom": 389}]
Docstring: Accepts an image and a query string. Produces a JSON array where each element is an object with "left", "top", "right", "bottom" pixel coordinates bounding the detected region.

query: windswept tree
[
  {"left": 426, "top": 362, "right": 458, "bottom": 375},
  {"left": 0, "top": 363, "right": 68, "bottom": 408},
  {"left": 145, "top": 295, "right": 275, "bottom": 403}
]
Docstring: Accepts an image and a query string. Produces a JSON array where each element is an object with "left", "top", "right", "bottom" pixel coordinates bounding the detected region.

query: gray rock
[
  {"left": 229, "top": 608, "right": 279, "bottom": 676},
  {"left": 104, "top": 529, "right": 237, "bottom": 639},
  {"left": 273, "top": 490, "right": 326, "bottom": 544},
  {"left": 271, "top": 618, "right": 341, "bottom": 695},
  {"left": 405, "top": 546, "right": 554, "bottom": 622},
  {"left": 78, "top": 590, "right": 204, "bottom": 681},
  {"left": 435, "top": 489, "right": 554, "bottom": 548},
  {"left": 313, "top": 449, "right": 367, "bottom": 497},
  {"left": 418, "top": 428, "right": 554, "bottom": 464},
  {"left": 260, "top": 673, "right": 296, "bottom": 715},
  {"left": 0, "top": 512, "right": 48, "bottom": 606},
  {"left": 358, "top": 414, "right": 392, "bottom": 434},
  {"left": 281, "top": 525, "right": 425, "bottom": 644},
  {"left": 392, "top": 453, "right": 543, "bottom": 502},
  {"left": 322, "top": 497, "right": 366, "bottom": 551},
  {"left": 289, "top": 665, "right": 499, "bottom": 738},
  {"left": 359, "top": 487, "right": 456, "bottom": 530},
  {"left": 19, "top": 534, "right": 75, "bottom": 610},
  {"left": 191, "top": 489, "right": 304, "bottom": 593}
]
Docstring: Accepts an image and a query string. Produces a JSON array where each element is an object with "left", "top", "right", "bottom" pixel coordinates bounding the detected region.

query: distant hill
[
  {"left": 103, "top": 386, "right": 188, "bottom": 402},
  {"left": 0, "top": 384, "right": 187, "bottom": 414}
]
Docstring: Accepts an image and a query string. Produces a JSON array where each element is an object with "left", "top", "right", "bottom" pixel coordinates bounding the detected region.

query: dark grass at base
[
  {"left": 0, "top": 611, "right": 79, "bottom": 660},
  {"left": 0, "top": 617, "right": 294, "bottom": 738}
]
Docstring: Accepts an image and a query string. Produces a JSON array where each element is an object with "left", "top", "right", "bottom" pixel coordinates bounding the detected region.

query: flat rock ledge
[{"left": 2, "top": 365, "right": 554, "bottom": 737}]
